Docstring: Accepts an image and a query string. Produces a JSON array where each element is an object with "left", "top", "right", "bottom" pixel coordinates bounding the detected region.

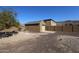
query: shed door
[{"left": 41, "top": 26, "right": 45, "bottom": 32}]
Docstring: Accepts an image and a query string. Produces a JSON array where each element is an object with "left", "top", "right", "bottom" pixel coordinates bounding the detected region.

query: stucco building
[
  {"left": 25, "top": 19, "right": 79, "bottom": 32},
  {"left": 44, "top": 19, "right": 56, "bottom": 31},
  {"left": 25, "top": 19, "right": 56, "bottom": 32},
  {"left": 25, "top": 20, "right": 46, "bottom": 32}
]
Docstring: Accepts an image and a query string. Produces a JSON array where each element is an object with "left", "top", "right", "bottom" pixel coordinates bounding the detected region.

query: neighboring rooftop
[
  {"left": 25, "top": 21, "right": 41, "bottom": 26},
  {"left": 25, "top": 21, "right": 41, "bottom": 24},
  {"left": 64, "top": 20, "right": 79, "bottom": 23}
]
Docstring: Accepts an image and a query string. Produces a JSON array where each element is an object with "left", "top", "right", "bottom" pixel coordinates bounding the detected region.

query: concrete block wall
[
  {"left": 25, "top": 25, "right": 40, "bottom": 32},
  {"left": 73, "top": 25, "right": 79, "bottom": 32},
  {"left": 63, "top": 25, "right": 79, "bottom": 32},
  {"left": 63, "top": 25, "right": 73, "bottom": 32},
  {"left": 45, "top": 26, "right": 55, "bottom": 31},
  {"left": 55, "top": 26, "right": 63, "bottom": 32},
  {"left": 46, "top": 25, "right": 79, "bottom": 32}
]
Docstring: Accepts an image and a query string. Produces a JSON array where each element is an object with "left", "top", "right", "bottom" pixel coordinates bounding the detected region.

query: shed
[{"left": 25, "top": 21, "right": 46, "bottom": 32}]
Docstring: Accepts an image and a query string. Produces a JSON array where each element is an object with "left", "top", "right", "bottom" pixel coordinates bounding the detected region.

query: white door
[{"left": 41, "top": 26, "right": 45, "bottom": 32}]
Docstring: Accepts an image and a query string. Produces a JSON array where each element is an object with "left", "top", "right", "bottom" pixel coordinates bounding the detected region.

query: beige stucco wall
[
  {"left": 44, "top": 20, "right": 56, "bottom": 31},
  {"left": 40, "top": 21, "right": 46, "bottom": 32},
  {"left": 44, "top": 20, "right": 56, "bottom": 26},
  {"left": 51, "top": 21, "right": 56, "bottom": 26}
]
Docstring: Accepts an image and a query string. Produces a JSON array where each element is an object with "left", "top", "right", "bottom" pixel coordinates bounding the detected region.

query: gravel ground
[{"left": 0, "top": 31, "right": 79, "bottom": 53}]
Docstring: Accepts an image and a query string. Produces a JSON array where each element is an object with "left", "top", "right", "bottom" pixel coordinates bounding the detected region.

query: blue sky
[{"left": 0, "top": 6, "right": 79, "bottom": 24}]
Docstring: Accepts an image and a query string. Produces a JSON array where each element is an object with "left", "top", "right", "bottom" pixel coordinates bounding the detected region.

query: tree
[{"left": 0, "top": 9, "right": 20, "bottom": 30}]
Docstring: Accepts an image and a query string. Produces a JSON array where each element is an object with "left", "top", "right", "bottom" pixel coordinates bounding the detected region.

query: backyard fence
[{"left": 45, "top": 25, "right": 79, "bottom": 32}]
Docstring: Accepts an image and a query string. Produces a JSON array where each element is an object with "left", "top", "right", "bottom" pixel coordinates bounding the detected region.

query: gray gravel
[{"left": 0, "top": 31, "right": 79, "bottom": 53}]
